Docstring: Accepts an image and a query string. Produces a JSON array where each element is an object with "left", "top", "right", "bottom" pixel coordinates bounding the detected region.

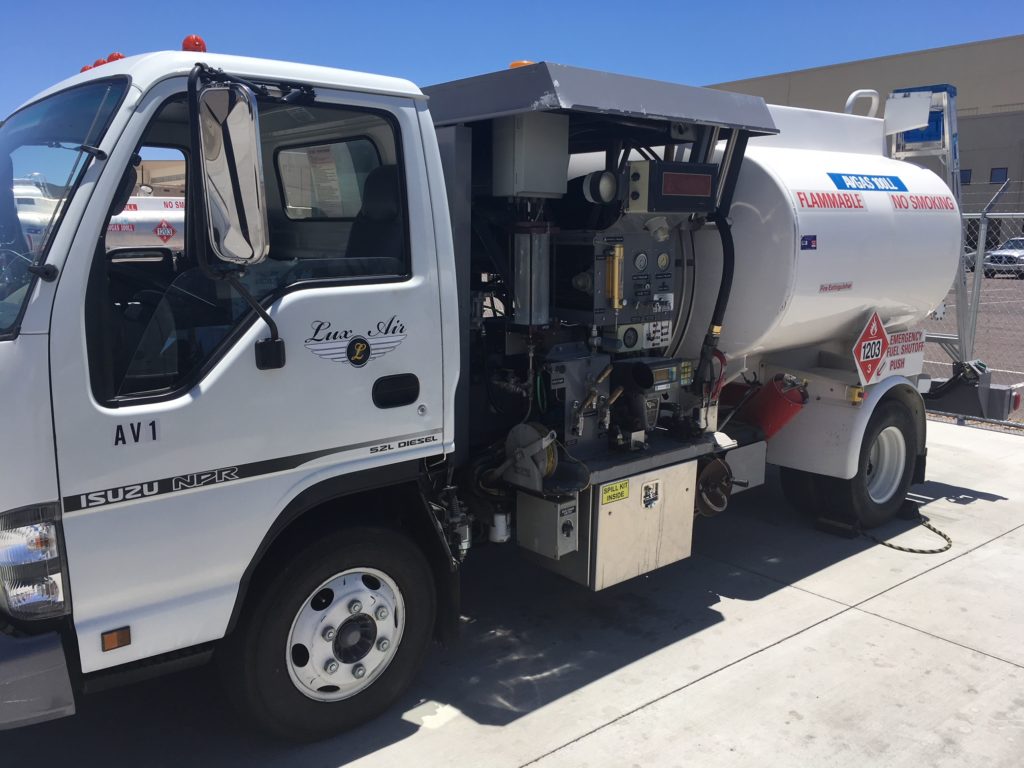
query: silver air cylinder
[{"left": 513, "top": 227, "right": 551, "bottom": 326}]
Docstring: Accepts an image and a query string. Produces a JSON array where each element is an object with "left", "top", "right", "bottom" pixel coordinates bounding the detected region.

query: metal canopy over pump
[{"left": 425, "top": 61, "right": 778, "bottom": 136}]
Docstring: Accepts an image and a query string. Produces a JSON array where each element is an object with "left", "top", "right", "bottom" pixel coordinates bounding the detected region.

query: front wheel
[
  {"left": 820, "top": 400, "right": 918, "bottom": 529},
  {"left": 220, "top": 527, "right": 436, "bottom": 741}
]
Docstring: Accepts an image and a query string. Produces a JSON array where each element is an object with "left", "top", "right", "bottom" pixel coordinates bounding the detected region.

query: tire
[
  {"left": 778, "top": 466, "right": 826, "bottom": 518},
  {"left": 983, "top": 269, "right": 996, "bottom": 278},
  {"left": 820, "top": 400, "right": 917, "bottom": 529},
  {"left": 220, "top": 527, "right": 436, "bottom": 741},
  {"left": 1016, "top": 271, "right": 1024, "bottom": 280}
]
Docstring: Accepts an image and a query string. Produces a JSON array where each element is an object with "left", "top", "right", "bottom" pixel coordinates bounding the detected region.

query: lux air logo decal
[{"left": 305, "top": 316, "right": 406, "bottom": 366}]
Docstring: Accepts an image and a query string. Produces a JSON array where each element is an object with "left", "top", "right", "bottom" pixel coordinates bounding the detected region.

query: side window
[
  {"left": 277, "top": 139, "right": 380, "bottom": 220},
  {"left": 86, "top": 97, "right": 410, "bottom": 403},
  {"left": 261, "top": 105, "right": 408, "bottom": 281}
]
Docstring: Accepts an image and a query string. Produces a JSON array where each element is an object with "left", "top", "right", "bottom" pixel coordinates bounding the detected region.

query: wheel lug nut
[
  {"left": 325, "top": 659, "right": 339, "bottom": 674},
  {"left": 352, "top": 664, "right": 366, "bottom": 679},
  {"left": 348, "top": 600, "right": 362, "bottom": 614},
  {"left": 377, "top": 638, "right": 390, "bottom": 652},
  {"left": 322, "top": 626, "right": 337, "bottom": 641},
  {"left": 375, "top": 606, "right": 389, "bottom": 621}
]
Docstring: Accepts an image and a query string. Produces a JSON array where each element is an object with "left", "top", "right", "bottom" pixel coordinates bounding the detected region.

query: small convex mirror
[{"left": 197, "top": 84, "right": 269, "bottom": 265}]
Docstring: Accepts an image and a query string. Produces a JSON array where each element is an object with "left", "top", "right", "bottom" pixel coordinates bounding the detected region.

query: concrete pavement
[{"left": 5, "top": 420, "right": 1023, "bottom": 767}]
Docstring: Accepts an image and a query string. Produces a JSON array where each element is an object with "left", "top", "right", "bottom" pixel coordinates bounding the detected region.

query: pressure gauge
[
  {"left": 657, "top": 252, "right": 670, "bottom": 271},
  {"left": 623, "top": 327, "right": 640, "bottom": 348},
  {"left": 634, "top": 251, "right": 648, "bottom": 271}
]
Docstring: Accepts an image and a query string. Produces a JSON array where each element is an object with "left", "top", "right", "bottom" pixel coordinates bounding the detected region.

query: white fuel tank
[{"left": 698, "top": 105, "right": 961, "bottom": 360}]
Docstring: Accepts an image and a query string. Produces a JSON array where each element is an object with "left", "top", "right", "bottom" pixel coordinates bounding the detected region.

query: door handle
[{"left": 372, "top": 373, "right": 420, "bottom": 409}]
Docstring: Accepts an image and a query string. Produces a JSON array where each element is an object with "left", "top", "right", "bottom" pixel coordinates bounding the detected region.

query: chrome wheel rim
[
  {"left": 286, "top": 568, "right": 405, "bottom": 702},
  {"left": 865, "top": 426, "right": 907, "bottom": 504}
]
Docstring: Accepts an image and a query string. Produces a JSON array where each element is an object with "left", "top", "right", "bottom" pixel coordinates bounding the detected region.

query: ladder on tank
[{"left": 885, "top": 85, "right": 973, "bottom": 365}]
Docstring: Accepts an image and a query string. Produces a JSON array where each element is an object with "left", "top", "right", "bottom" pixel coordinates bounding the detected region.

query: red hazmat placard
[
  {"left": 853, "top": 311, "right": 889, "bottom": 385},
  {"left": 852, "top": 312, "right": 927, "bottom": 385},
  {"left": 153, "top": 220, "right": 176, "bottom": 243}
]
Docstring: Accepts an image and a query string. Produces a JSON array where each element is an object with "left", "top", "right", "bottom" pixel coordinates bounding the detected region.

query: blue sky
[{"left": 2, "top": 0, "right": 1020, "bottom": 117}]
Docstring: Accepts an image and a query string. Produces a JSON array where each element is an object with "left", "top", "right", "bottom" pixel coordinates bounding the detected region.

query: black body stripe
[{"left": 63, "top": 429, "right": 443, "bottom": 512}]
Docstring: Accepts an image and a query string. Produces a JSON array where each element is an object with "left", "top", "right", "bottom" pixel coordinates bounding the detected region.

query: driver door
[{"left": 49, "top": 80, "right": 447, "bottom": 673}]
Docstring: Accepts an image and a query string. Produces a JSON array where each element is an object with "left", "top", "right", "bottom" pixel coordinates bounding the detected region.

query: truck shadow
[{"left": 2, "top": 472, "right": 1010, "bottom": 767}]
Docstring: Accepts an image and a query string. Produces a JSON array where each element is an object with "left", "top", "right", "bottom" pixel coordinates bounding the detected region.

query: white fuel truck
[{"left": 0, "top": 44, "right": 959, "bottom": 739}]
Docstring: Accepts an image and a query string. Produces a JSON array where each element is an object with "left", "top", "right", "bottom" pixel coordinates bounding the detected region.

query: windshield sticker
[
  {"left": 305, "top": 316, "right": 406, "bottom": 365},
  {"left": 828, "top": 173, "right": 907, "bottom": 192}
]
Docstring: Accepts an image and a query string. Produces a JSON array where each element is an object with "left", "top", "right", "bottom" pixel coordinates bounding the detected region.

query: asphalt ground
[
  {"left": 5, "top": 420, "right": 1023, "bottom": 767},
  {"left": 924, "top": 272, "right": 1024, "bottom": 422}
]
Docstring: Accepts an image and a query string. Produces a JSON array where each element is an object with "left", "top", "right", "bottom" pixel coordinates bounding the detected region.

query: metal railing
[{"left": 922, "top": 180, "right": 1024, "bottom": 423}]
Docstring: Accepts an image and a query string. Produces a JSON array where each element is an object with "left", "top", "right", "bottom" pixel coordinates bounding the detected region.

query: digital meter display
[{"left": 661, "top": 172, "right": 712, "bottom": 197}]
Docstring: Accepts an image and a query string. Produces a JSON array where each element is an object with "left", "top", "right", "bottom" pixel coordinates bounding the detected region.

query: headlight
[{"left": 0, "top": 503, "right": 68, "bottom": 620}]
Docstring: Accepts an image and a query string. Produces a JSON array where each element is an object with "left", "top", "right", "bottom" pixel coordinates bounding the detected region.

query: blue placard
[{"left": 828, "top": 173, "right": 907, "bottom": 192}]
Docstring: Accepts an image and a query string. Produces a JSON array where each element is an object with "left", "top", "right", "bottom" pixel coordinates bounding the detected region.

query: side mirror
[{"left": 196, "top": 84, "right": 269, "bottom": 266}]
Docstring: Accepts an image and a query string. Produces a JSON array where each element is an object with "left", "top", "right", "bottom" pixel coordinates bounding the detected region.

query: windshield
[
  {"left": 0, "top": 78, "right": 127, "bottom": 336},
  {"left": 998, "top": 238, "right": 1024, "bottom": 250}
]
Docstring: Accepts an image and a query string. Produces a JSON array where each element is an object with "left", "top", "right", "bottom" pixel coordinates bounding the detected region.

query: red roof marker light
[{"left": 182, "top": 35, "right": 207, "bottom": 53}]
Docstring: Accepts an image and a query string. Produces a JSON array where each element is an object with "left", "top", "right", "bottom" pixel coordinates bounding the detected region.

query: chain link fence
[{"left": 922, "top": 181, "right": 1024, "bottom": 423}]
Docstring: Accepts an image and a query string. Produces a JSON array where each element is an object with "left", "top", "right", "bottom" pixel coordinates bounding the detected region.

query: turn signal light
[{"left": 101, "top": 626, "right": 132, "bottom": 652}]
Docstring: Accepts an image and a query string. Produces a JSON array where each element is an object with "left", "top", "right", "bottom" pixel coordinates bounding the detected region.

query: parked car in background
[{"left": 983, "top": 237, "right": 1024, "bottom": 277}]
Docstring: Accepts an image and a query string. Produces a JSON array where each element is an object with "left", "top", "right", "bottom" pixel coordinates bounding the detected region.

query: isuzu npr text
[{"left": 0, "top": 40, "right": 959, "bottom": 739}]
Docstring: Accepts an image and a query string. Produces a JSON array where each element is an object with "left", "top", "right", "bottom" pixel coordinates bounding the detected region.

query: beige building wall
[{"left": 711, "top": 35, "right": 1024, "bottom": 212}]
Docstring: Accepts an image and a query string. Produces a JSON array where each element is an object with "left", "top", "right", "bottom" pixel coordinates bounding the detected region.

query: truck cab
[{"left": 0, "top": 51, "right": 459, "bottom": 734}]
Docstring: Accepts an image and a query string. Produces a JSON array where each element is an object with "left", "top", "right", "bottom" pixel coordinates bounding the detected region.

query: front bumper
[
  {"left": 0, "top": 630, "right": 75, "bottom": 730},
  {"left": 983, "top": 261, "right": 1024, "bottom": 274}
]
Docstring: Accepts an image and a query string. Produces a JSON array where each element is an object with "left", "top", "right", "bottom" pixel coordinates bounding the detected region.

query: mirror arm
[
  {"left": 227, "top": 273, "right": 279, "bottom": 341},
  {"left": 227, "top": 273, "right": 286, "bottom": 371},
  {"left": 191, "top": 61, "right": 316, "bottom": 104}
]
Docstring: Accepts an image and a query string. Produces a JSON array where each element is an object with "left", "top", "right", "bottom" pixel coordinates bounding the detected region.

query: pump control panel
[{"left": 625, "top": 161, "right": 719, "bottom": 214}]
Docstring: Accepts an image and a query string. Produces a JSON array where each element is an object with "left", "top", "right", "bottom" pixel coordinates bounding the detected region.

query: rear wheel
[
  {"left": 220, "top": 527, "right": 435, "bottom": 741},
  {"left": 984, "top": 269, "right": 996, "bottom": 278},
  {"left": 820, "top": 400, "right": 917, "bottom": 529}
]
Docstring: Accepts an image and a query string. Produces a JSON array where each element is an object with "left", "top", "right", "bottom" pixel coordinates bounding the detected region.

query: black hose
[
  {"left": 710, "top": 218, "right": 735, "bottom": 328},
  {"left": 695, "top": 218, "right": 735, "bottom": 389}
]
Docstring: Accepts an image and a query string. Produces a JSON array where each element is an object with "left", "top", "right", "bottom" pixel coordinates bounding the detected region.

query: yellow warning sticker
[{"left": 601, "top": 479, "right": 629, "bottom": 505}]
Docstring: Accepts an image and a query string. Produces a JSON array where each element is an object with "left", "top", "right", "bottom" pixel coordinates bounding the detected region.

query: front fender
[{"left": 766, "top": 374, "right": 925, "bottom": 480}]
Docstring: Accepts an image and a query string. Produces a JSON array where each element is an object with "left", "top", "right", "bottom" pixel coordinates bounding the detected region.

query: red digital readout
[{"left": 661, "top": 172, "right": 712, "bottom": 197}]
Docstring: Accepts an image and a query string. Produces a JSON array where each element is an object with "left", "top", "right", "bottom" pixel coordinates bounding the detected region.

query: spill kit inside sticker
[
  {"left": 801, "top": 235, "right": 817, "bottom": 250},
  {"left": 601, "top": 480, "right": 629, "bottom": 505}
]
